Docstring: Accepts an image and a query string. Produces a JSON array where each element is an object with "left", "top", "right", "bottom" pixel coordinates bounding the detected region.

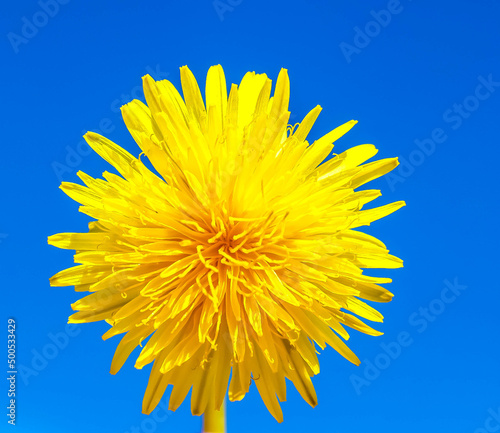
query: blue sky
[{"left": 1, "top": 0, "right": 499, "bottom": 432}]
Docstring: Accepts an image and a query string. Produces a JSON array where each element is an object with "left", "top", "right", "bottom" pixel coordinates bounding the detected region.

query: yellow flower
[{"left": 48, "top": 65, "right": 404, "bottom": 423}]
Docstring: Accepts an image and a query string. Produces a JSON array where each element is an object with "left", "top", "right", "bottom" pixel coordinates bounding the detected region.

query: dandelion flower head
[{"left": 49, "top": 65, "right": 405, "bottom": 422}]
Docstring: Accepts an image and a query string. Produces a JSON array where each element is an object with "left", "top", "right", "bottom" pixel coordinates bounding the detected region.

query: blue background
[{"left": 2, "top": 0, "right": 499, "bottom": 432}]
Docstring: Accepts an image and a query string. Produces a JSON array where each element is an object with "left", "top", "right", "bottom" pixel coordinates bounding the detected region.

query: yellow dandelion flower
[{"left": 48, "top": 65, "right": 404, "bottom": 426}]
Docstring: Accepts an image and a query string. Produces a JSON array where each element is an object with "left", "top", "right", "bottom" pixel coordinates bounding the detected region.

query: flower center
[{"left": 195, "top": 211, "right": 290, "bottom": 272}]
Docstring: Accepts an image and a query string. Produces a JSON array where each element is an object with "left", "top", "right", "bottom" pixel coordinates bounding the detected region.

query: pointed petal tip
[
  {"left": 179, "top": 65, "right": 194, "bottom": 77},
  {"left": 119, "top": 100, "right": 133, "bottom": 112},
  {"left": 142, "top": 404, "right": 154, "bottom": 416},
  {"left": 168, "top": 401, "right": 181, "bottom": 412},
  {"left": 207, "top": 64, "right": 223, "bottom": 74},
  {"left": 134, "top": 360, "right": 146, "bottom": 370},
  {"left": 102, "top": 333, "right": 113, "bottom": 341},
  {"left": 83, "top": 130, "right": 99, "bottom": 139}
]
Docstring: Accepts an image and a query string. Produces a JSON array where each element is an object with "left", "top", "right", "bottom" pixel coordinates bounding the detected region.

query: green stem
[{"left": 202, "top": 399, "right": 226, "bottom": 433}]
